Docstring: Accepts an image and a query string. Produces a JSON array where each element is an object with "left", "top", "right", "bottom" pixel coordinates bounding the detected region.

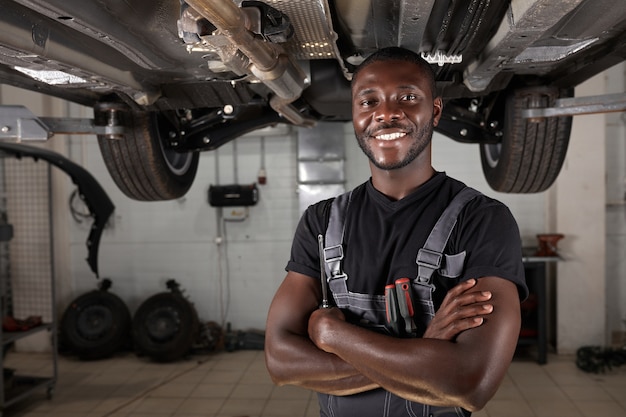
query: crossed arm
[{"left": 264, "top": 271, "right": 521, "bottom": 412}]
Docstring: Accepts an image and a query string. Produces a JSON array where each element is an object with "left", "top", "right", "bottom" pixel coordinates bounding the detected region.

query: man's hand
[{"left": 424, "top": 278, "right": 493, "bottom": 340}]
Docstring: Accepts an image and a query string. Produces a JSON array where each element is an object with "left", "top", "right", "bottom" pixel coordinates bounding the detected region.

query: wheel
[
  {"left": 95, "top": 106, "right": 199, "bottom": 201},
  {"left": 60, "top": 286, "right": 132, "bottom": 360},
  {"left": 480, "top": 87, "right": 573, "bottom": 193},
  {"left": 132, "top": 292, "right": 199, "bottom": 362}
]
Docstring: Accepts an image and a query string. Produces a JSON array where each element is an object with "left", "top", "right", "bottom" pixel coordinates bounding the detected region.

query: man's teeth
[{"left": 375, "top": 132, "right": 406, "bottom": 140}]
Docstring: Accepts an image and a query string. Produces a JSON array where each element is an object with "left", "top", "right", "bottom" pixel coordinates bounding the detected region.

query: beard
[{"left": 356, "top": 117, "right": 435, "bottom": 171}]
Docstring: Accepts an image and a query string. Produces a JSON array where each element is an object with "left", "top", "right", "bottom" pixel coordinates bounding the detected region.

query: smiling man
[{"left": 265, "top": 47, "right": 527, "bottom": 417}]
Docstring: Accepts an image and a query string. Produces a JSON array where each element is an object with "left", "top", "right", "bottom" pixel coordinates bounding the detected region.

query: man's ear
[{"left": 432, "top": 97, "right": 443, "bottom": 127}]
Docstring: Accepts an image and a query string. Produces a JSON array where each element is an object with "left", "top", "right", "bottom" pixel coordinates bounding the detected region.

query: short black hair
[{"left": 352, "top": 47, "right": 437, "bottom": 98}]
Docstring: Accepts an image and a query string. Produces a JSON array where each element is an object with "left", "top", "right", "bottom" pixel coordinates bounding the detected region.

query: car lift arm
[
  {"left": 0, "top": 105, "right": 123, "bottom": 141},
  {"left": 521, "top": 93, "right": 626, "bottom": 120}
]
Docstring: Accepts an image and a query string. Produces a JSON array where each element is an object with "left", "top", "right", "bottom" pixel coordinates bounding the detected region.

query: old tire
[
  {"left": 96, "top": 106, "right": 199, "bottom": 201},
  {"left": 480, "top": 87, "right": 573, "bottom": 193},
  {"left": 60, "top": 288, "right": 131, "bottom": 360},
  {"left": 132, "top": 292, "right": 199, "bottom": 362}
]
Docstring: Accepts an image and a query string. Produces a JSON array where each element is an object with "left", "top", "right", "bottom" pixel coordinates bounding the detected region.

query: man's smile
[{"left": 374, "top": 132, "right": 407, "bottom": 141}]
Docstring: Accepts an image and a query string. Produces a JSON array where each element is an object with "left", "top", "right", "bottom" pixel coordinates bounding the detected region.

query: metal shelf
[
  {"left": 2, "top": 323, "right": 53, "bottom": 345},
  {"left": 3, "top": 369, "right": 55, "bottom": 410},
  {"left": 0, "top": 156, "right": 58, "bottom": 416}
]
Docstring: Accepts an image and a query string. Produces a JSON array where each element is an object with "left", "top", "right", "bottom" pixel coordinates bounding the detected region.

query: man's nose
[{"left": 375, "top": 100, "right": 403, "bottom": 122}]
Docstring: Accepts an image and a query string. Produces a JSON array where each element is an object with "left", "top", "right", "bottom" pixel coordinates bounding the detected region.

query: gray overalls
[{"left": 319, "top": 187, "right": 480, "bottom": 417}]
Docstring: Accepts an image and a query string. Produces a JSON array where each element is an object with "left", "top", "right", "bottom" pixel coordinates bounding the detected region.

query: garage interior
[{"left": 0, "top": 61, "right": 624, "bottom": 417}]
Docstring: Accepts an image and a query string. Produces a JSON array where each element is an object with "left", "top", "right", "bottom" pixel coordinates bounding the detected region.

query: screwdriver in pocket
[
  {"left": 385, "top": 284, "right": 401, "bottom": 336},
  {"left": 395, "top": 278, "right": 417, "bottom": 337}
]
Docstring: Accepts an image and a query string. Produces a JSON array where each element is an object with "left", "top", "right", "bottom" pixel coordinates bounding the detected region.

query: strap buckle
[
  {"left": 416, "top": 248, "right": 443, "bottom": 269},
  {"left": 324, "top": 244, "right": 344, "bottom": 279},
  {"left": 324, "top": 244, "right": 344, "bottom": 263},
  {"left": 416, "top": 248, "right": 443, "bottom": 284}
]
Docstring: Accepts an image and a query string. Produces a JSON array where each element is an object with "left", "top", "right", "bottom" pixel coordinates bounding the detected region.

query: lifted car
[{"left": 0, "top": 0, "right": 624, "bottom": 199}]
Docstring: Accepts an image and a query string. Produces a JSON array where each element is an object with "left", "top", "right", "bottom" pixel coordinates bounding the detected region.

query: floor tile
[
  {"left": 574, "top": 400, "right": 626, "bottom": 417},
  {"left": 3, "top": 350, "right": 626, "bottom": 417},
  {"left": 218, "top": 397, "right": 266, "bottom": 416},
  {"left": 230, "top": 383, "right": 274, "bottom": 399},
  {"left": 486, "top": 399, "right": 534, "bottom": 417},
  {"left": 176, "top": 397, "right": 224, "bottom": 414},
  {"left": 528, "top": 399, "right": 584, "bottom": 417},
  {"left": 189, "top": 383, "right": 235, "bottom": 399},
  {"left": 261, "top": 398, "right": 309, "bottom": 417}
]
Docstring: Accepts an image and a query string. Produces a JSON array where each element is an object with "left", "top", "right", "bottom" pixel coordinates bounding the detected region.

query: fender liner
[{"left": 0, "top": 142, "right": 114, "bottom": 277}]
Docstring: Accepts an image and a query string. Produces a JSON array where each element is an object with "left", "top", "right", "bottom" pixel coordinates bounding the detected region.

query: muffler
[{"left": 185, "top": 0, "right": 315, "bottom": 126}]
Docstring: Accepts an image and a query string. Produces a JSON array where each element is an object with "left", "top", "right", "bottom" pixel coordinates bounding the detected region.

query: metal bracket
[
  {"left": 521, "top": 93, "right": 626, "bottom": 120},
  {"left": 0, "top": 105, "right": 124, "bottom": 141}
]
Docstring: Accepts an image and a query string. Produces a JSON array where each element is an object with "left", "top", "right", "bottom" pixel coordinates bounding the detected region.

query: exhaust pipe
[{"left": 185, "top": 0, "right": 315, "bottom": 126}]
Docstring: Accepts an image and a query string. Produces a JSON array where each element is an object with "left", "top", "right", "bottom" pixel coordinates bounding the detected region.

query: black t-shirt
[{"left": 286, "top": 172, "right": 528, "bottom": 309}]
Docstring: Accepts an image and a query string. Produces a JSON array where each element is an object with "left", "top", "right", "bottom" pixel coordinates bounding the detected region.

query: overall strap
[
  {"left": 323, "top": 191, "right": 352, "bottom": 284},
  {"left": 416, "top": 187, "right": 481, "bottom": 284}
]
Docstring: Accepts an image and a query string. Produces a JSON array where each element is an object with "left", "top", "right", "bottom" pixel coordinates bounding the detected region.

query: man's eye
[
  {"left": 402, "top": 94, "right": 417, "bottom": 101},
  {"left": 360, "top": 99, "right": 376, "bottom": 107}
]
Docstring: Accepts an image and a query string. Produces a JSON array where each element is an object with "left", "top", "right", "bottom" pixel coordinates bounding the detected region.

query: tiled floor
[{"left": 2, "top": 348, "right": 626, "bottom": 417}]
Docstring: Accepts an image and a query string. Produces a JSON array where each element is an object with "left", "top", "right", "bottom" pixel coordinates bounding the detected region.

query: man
[{"left": 265, "top": 47, "right": 527, "bottom": 417}]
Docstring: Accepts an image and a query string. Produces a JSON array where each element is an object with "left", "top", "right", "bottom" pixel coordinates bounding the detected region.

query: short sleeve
[
  {"left": 285, "top": 199, "right": 333, "bottom": 280},
  {"left": 454, "top": 198, "right": 528, "bottom": 301}
]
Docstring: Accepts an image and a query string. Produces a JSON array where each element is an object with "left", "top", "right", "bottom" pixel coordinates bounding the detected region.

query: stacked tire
[
  {"left": 132, "top": 279, "right": 199, "bottom": 362},
  {"left": 60, "top": 279, "right": 131, "bottom": 360}
]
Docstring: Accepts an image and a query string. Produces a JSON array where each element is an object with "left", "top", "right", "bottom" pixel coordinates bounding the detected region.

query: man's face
[{"left": 351, "top": 59, "right": 442, "bottom": 171}]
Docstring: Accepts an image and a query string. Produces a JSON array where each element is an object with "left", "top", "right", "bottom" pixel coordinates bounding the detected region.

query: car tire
[
  {"left": 480, "top": 87, "right": 573, "bottom": 193},
  {"left": 132, "top": 292, "right": 199, "bottom": 362},
  {"left": 96, "top": 106, "right": 199, "bottom": 201},
  {"left": 60, "top": 282, "right": 131, "bottom": 360}
]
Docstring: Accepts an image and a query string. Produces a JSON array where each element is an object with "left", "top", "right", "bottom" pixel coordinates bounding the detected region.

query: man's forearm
[
  {"left": 265, "top": 330, "right": 379, "bottom": 395},
  {"left": 317, "top": 321, "right": 466, "bottom": 404},
  {"left": 301, "top": 373, "right": 379, "bottom": 396}
]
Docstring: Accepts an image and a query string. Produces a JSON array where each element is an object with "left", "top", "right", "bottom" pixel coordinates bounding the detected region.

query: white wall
[
  {"left": 550, "top": 63, "right": 626, "bottom": 353},
  {"left": 1, "top": 62, "right": 624, "bottom": 351},
  {"left": 554, "top": 74, "right": 607, "bottom": 353},
  {"left": 64, "top": 107, "right": 299, "bottom": 331}
]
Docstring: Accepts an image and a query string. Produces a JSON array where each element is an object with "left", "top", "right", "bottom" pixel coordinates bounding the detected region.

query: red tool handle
[
  {"left": 395, "top": 278, "right": 416, "bottom": 336},
  {"left": 395, "top": 278, "right": 414, "bottom": 316},
  {"left": 385, "top": 284, "right": 398, "bottom": 324},
  {"left": 385, "top": 284, "right": 402, "bottom": 336}
]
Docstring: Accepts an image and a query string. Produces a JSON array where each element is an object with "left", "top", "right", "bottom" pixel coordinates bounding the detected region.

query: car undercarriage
[{"left": 0, "top": 0, "right": 625, "bottom": 199}]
